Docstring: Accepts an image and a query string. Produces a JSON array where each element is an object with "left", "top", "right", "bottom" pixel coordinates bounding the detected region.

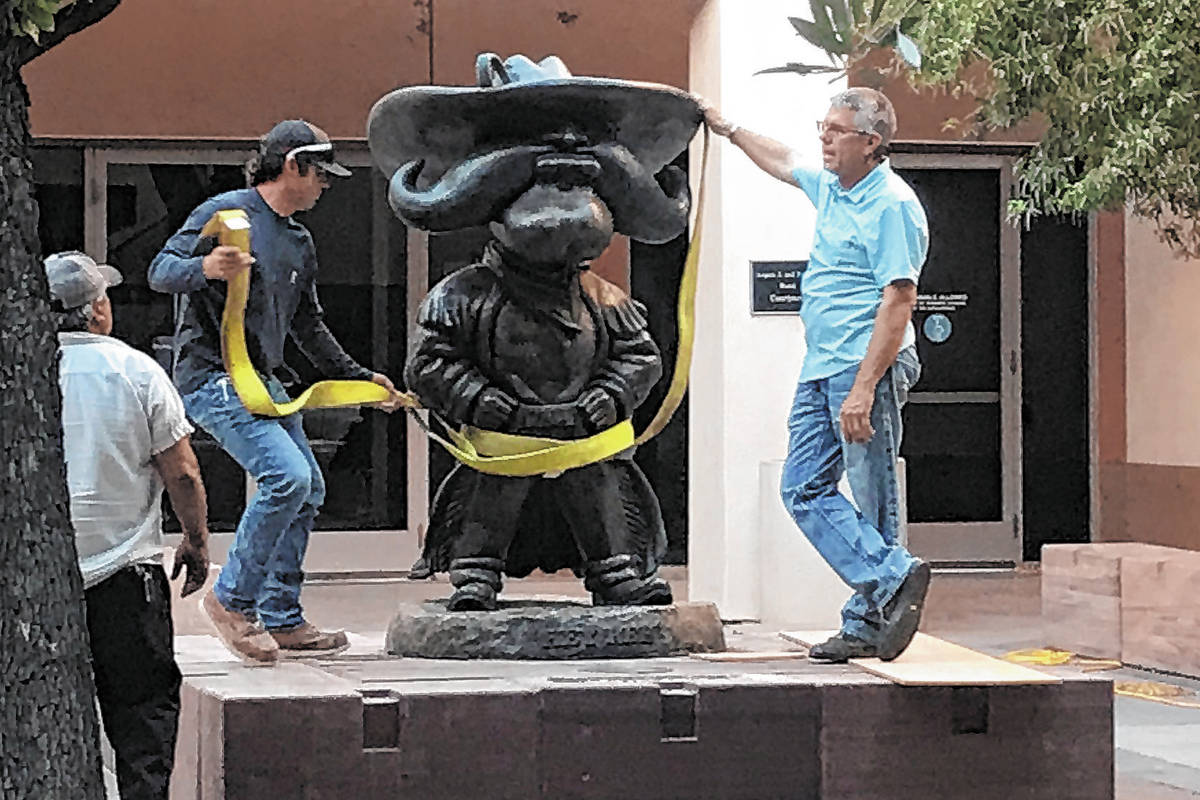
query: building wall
[
  {"left": 1125, "top": 212, "right": 1200, "bottom": 467},
  {"left": 877, "top": 62, "right": 1200, "bottom": 555},
  {"left": 430, "top": 0, "right": 697, "bottom": 87},
  {"left": 688, "top": 0, "right": 841, "bottom": 617},
  {"left": 1103, "top": 210, "right": 1200, "bottom": 551},
  {"left": 23, "top": 0, "right": 699, "bottom": 141},
  {"left": 873, "top": 59, "right": 1046, "bottom": 143},
  {"left": 23, "top": 0, "right": 431, "bottom": 139},
  {"left": 1094, "top": 211, "right": 1129, "bottom": 544}
]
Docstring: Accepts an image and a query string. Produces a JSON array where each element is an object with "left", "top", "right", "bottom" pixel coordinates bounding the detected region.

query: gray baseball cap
[{"left": 44, "top": 251, "right": 123, "bottom": 309}]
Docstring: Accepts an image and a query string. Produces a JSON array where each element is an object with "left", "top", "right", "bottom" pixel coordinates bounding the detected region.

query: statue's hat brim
[{"left": 367, "top": 79, "right": 702, "bottom": 183}]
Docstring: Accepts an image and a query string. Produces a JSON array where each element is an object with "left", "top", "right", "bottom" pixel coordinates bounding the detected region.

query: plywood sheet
[
  {"left": 690, "top": 651, "right": 807, "bottom": 662},
  {"left": 780, "top": 631, "right": 1061, "bottom": 686}
]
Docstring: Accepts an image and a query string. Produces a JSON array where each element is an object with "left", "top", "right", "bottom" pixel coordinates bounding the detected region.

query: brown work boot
[
  {"left": 269, "top": 622, "right": 350, "bottom": 658},
  {"left": 202, "top": 590, "right": 280, "bottom": 665}
]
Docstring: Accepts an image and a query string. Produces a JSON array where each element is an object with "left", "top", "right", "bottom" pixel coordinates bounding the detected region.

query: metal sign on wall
[{"left": 750, "top": 260, "right": 806, "bottom": 315}]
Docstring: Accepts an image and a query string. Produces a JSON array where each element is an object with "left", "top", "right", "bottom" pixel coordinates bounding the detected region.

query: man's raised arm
[{"left": 699, "top": 99, "right": 800, "bottom": 185}]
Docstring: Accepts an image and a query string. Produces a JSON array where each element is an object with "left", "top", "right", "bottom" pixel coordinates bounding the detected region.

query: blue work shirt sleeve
[
  {"left": 869, "top": 199, "right": 928, "bottom": 288},
  {"left": 147, "top": 199, "right": 219, "bottom": 294},
  {"left": 790, "top": 164, "right": 823, "bottom": 204}
]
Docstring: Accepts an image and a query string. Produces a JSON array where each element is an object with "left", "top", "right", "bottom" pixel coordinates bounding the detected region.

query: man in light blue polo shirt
[{"left": 702, "top": 88, "right": 930, "bottom": 662}]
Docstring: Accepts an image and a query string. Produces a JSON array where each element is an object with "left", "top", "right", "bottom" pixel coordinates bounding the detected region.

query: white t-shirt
[{"left": 58, "top": 332, "right": 194, "bottom": 588}]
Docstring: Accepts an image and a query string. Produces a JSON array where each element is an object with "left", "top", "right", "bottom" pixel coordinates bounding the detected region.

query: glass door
[
  {"left": 89, "top": 147, "right": 410, "bottom": 533},
  {"left": 892, "top": 157, "right": 1022, "bottom": 563}
]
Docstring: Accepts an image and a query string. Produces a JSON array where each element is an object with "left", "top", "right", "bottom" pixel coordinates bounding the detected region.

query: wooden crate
[
  {"left": 1121, "top": 548, "right": 1200, "bottom": 676},
  {"left": 1043, "top": 544, "right": 1131, "bottom": 659},
  {"left": 1041, "top": 543, "right": 1180, "bottom": 660}
]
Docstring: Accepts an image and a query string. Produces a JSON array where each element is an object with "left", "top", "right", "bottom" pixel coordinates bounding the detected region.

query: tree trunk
[{"left": 0, "top": 48, "right": 105, "bottom": 800}]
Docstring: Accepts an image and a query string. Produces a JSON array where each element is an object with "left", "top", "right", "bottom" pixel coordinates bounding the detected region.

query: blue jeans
[
  {"left": 182, "top": 374, "right": 324, "bottom": 630},
  {"left": 780, "top": 346, "right": 921, "bottom": 643}
]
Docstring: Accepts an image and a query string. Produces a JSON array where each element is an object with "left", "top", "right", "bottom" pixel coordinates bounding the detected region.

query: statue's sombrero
[{"left": 367, "top": 53, "right": 702, "bottom": 185}]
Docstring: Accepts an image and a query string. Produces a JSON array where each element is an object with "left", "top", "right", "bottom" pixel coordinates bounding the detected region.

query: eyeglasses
[{"left": 816, "top": 121, "right": 874, "bottom": 138}]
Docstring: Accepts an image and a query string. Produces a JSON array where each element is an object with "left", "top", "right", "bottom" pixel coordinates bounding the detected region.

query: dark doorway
[
  {"left": 1021, "top": 215, "right": 1090, "bottom": 559},
  {"left": 893, "top": 164, "right": 1018, "bottom": 562},
  {"left": 892, "top": 157, "right": 1090, "bottom": 562},
  {"left": 897, "top": 169, "right": 1004, "bottom": 525}
]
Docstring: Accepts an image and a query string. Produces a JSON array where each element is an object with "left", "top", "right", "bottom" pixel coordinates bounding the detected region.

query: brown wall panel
[
  {"left": 1097, "top": 463, "right": 1128, "bottom": 543},
  {"left": 1094, "top": 210, "right": 1126, "bottom": 465},
  {"left": 1107, "top": 462, "right": 1200, "bottom": 552},
  {"left": 431, "top": 0, "right": 698, "bottom": 87},
  {"left": 24, "top": 0, "right": 430, "bottom": 140},
  {"left": 1093, "top": 211, "right": 1128, "bottom": 545}
]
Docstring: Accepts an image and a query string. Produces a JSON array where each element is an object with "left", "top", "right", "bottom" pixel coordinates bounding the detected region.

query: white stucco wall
[
  {"left": 688, "top": 0, "right": 845, "bottom": 619},
  {"left": 1125, "top": 209, "right": 1200, "bottom": 466}
]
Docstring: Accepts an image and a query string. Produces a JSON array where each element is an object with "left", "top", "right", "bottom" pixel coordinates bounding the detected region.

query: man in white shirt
[{"left": 46, "top": 251, "right": 210, "bottom": 800}]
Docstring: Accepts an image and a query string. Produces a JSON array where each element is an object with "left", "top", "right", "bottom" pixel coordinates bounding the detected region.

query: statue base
[{"left": 385, "top": 598, "right": 725, "bottom": 659}]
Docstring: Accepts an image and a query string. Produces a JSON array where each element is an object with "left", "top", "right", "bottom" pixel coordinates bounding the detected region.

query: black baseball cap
[{"left": 261, "top": 119, "right": 351, "bottom": 178}]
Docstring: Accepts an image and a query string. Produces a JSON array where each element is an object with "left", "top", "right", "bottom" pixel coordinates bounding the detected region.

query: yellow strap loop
[
  {"left": 1002, "top": 648, "right": 1075, "bottom": 667},
  {"left": 208, "top": 128, "right": 706, "bottom": 477},
  {"left": 422, "top": 416, "right": 637, "bottom": 479},
  {"left": 204, "top": 210, "right": 393, "bottom": 417}
]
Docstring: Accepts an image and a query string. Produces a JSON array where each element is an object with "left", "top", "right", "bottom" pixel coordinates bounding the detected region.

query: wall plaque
[{"left": 750, "top": 260, "right": 805, "bottom": 315}]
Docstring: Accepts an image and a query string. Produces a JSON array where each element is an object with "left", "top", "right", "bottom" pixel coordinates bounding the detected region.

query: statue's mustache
[{"left": 387, "top": 145, "right": 689, "bottom": 244}]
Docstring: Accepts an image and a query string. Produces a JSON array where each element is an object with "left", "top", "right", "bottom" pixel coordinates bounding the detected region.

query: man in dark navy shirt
[{"left": 150, "top": 120, "right": 401, "bottom": 663}]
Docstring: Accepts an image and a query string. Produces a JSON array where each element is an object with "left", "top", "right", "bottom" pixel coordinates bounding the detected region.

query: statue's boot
[
  {"left": 447, "top": 557, "right": 505, "bottom": 611},
  {"left": 584, "top": 554, "right": 673, "bottom": 607}
]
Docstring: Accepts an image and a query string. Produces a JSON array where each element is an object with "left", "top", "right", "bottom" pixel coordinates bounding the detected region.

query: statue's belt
[{"left": 205, "top": 128, "right": 705, "bottom": 478}]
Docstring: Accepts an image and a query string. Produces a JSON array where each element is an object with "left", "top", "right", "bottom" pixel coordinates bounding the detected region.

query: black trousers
[{"left": 85, "top": 564, "right": 181, "bottom": 800}]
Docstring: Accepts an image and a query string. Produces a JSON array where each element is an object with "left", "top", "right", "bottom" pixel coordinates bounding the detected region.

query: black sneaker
[
  {"left": 807, "top": 633, "right": 878, "bottom": 663},
  {"left": 876, "top": 560, "right": 932, "bottom": 661}
]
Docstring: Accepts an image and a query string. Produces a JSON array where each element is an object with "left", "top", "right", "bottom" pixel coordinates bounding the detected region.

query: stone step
[{"left": 170, "top": 655, "right": 1113, "bottom": 799}]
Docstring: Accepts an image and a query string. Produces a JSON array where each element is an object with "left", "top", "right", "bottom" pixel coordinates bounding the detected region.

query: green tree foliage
[
  {"left": 4, "top": 0, "right": 63, "bottom": 41},
  {"left": 761, "top": 0, "right": 924, "bottom": 78},
  {"left": 778, "top": 0, "right": 1200, "bottom": 255},
  {"left": 912, "top": 0, "right": 1200, "bottom": 255}
]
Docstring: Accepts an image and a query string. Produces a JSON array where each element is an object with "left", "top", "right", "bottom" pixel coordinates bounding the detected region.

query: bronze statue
[{"left": 368, "top": 54, "right": 700, "bottom": 611}]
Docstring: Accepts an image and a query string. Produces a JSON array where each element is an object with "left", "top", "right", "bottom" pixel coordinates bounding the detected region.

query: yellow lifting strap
[
  {"left": 635, "top": 127, "right": 707, "bottom": 446},
  {"left": 424, "top": 418, "right": 638, "bottom": 479},
  {"left": 207, "top": 127, "right": 707, "bottom": 477},
  {"left": 203, "top": 210, "right": 393, "bottom": 417}
]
